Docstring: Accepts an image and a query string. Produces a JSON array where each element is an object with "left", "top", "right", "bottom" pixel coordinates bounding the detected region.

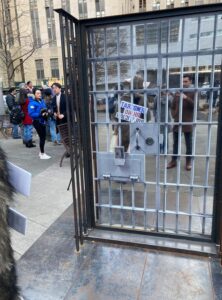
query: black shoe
[
  {"left": 13, "top": 136, "right": 21, "bottom": 139},
  {"left": 26, "top": 141, "right": 36, "bottom": 148}
]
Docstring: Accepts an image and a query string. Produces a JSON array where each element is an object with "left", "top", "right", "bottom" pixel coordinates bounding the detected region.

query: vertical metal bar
[
  {"left": 212, "top": 63, "right": 222, "bottom": 244},
  {"left": 108, "top": 179, "right": 112, "bottom": 225},
  {"left": 66, "top": 18, "right": 84, "bottom": 245},
  {"left": 120, "top": 183, "right": 124, "bottom": 227},
  {"left": 87, "top": 28, "right": 99, "bottom": 224},
  {"left": 155, "top": 88, "right": 161, "bottom": 232},
  {"left": 59, "top": 13, "right": 80, "bottom": 252},
  {"left": 104, "top": 27, "right": 110, "bottom": 153},
  {"left": 143, "top": 183, "right": 148, "bottom": 230},
  {"left": 70, "top": 20, "right": 88, "bottom": 236},
  {"left": 76, "top": 22, "right": 95, "bottom": 228},
  {"left": 155, "top": 19, "right": 162, "bottom": 232},
  {"left": 143, "top": 22, "right": 148, "bottom": 230},
  {"left": 176, "top": 18, "right": 185, "bottom": 234},
  {"left": 203, "top": 14, "right": 218, "bottom": 235},
  {"left": 132, "top": 181, "right": 135, "bottom": 229},
  {"left": 164, "top": 19, "right": 170, "bottom": 231}
]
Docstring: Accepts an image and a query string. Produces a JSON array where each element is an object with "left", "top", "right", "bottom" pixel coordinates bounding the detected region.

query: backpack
[{"left": 9, "top": 105, "right": 25, "bottom": 125}]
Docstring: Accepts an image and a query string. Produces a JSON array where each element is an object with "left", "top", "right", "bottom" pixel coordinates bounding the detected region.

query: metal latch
[{"left": 130, "top": 176, "right": 139, "bottom": 182}]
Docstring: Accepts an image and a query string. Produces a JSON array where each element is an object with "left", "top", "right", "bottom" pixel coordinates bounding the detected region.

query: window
[
  {"left": 147, "top": 20, "right": 180, "bottom": 44},
  {"left": 35, "top": 59, "right": 45, "bottom": 79},
  {"left": 78, "top": 0, "right": 88, "bottom": 19},
  {"left": 45, "top": 0, "right": 57, "bottom": 46},
  {"left": 3, "top": 0, "right": 14, "bottom": 47},
  {"left": 61, "top": 0, "right": 70, "bottom": 12},
  {"left": 152, "top": 1, "right": 160, "bottom": 10},
  {"left": 168, "top": 20, "right": 180, "bottom": 42},
  {"left": 166, "top": 0, "right": 174, "bottom": 9},
  {"left": 30, "top": 0, "right": 42, "bottom": 47},
  {"left": 50, "top": 58, "right": 60, "bottom": 78},
  {"left": 139, "top": 0, "right": 146, "bottom": 12},
  {"left": 181, "top": 0, "right": 189, "bottom": 6},
  {"left": 136, "top": 25, "right": 144, "bottom": 46},
  {"left": 95, "top": 0, "right": 105, "bottom": 17}
]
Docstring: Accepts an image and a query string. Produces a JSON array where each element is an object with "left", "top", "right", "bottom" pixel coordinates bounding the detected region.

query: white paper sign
[
  {"left": 8, "top": 207, "right": 27, "bottom": 235},
  {"left": 116, "top": 101, "right": 148, "bottom": 123},
  {"left": 7, "top": 161, "right": 32, "bottom": 196}
]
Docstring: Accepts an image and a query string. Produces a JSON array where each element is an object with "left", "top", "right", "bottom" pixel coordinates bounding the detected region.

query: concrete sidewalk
[{"left": 0, "top": 137, "right": 72, "bottom": 260}]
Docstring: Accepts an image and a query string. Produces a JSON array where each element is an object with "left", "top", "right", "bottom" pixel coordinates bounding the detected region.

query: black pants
[
  {"left": 173, "top": 131, "right": 192, "bottom": 160},
  {"left": 33, "top": 120, "right": 46, "bottom": 153}
]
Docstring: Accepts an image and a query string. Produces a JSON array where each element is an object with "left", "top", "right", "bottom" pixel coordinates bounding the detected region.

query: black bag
[{"left": 10, "top": 105, "right": 25, "bottom": 125}]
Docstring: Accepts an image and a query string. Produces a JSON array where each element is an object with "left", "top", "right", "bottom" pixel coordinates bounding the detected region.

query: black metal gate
[{"left": 55, "top": 4, "right": 222, "bottom": 254}]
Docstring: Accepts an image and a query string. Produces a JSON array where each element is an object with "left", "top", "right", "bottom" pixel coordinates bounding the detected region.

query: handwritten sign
[{"left": 116, "top": 101, "right": 148, "bottom": 123}]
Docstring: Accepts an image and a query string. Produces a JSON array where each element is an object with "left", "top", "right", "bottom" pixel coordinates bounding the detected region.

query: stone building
[{"left": 0, "top": 0, "right": 221, "bottom": 87}]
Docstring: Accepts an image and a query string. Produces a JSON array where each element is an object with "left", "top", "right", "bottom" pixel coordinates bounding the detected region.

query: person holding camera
[{"left": 28, "top": 89, "right": 51, "bottom": 159}]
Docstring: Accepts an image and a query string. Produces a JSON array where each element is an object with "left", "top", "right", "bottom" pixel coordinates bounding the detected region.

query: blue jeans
[
  {"left": 48, "top": 119, "right": 60, "bottom": 142},
  {"left": 12, "top": 124, "right": 19, "bottom": 138},
  {"left": 23, "top": 124, "right": 33, "bottom": 142}
]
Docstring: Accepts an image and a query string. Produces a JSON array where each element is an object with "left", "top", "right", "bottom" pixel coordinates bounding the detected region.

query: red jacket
[{"left": 21, "top": 98, "right": 33, "bottom": 125}]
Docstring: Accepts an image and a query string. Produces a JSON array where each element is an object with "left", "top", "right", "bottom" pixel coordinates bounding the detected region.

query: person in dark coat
[
  {"left": 6, "top": 87, "right": 21, "bottom": 139},
  {"left": 51, "top": 82, "right": 67, "bottom": 128},
  {"left": 167, "top": 75, "right": 194, "bottom": 171}
]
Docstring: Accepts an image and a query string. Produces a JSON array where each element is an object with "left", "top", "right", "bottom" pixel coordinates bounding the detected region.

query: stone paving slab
[{"left": 17, "top": 206, "right": 220, "bottom": 300}]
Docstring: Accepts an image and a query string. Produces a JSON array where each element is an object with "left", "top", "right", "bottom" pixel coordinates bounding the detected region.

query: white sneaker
[{"left": 40, "top": 153, "right": 51, "bottom": 159}]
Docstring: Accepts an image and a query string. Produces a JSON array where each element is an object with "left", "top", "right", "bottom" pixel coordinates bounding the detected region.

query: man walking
[
  {"left": 167, "top": 75, "right": 194, "bottom": 171},
  {"left": 6, "top": 87, "right": 21, "bottom": 139}
]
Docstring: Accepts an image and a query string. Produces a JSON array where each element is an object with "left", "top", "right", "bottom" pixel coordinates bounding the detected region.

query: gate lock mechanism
[
  {"left": 135, "top": 127, "right": 154, "bottom": 150},
  {"left": 145, "top": 137, "right": 154, "bottom": 146}
]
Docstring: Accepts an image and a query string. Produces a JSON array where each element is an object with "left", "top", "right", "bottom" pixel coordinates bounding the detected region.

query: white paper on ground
[
  {"left": 7, "top": 207, "right": 27, "bottom": 235},
  {"left": 7, "top": 161, "right": 32, "bottom": 196}
]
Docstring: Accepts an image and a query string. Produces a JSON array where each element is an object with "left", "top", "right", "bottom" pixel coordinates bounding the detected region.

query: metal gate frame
[{"left": 55, "top": 4, "right": 222, "bottom": 255}]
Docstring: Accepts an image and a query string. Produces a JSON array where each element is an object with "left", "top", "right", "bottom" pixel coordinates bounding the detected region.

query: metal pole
[
  {"left": 76, "top": 23, "right": 95, "bottom": 228},
  {"left": 212, "top": 63, "right": 222, "bottom": 256},
  {"left": 59, "top": 13, "right": 80, "bottom": 252}
]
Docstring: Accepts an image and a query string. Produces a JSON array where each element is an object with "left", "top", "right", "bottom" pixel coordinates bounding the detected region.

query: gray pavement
[{"left": 0, "top": 135, "right": 72, "bottom": 260}]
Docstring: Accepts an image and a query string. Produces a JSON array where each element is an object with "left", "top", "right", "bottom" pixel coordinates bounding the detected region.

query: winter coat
[
  {"left": 21, "top": 98, "right": 33, "bottom": 125},
  {"left": 6, "top": 94, "right": 15, "bottom": 111},
  {"left": 171, "top": 91, "right": 194, "bottom": 133},
  {"left": 28, "top": 97, "right": 47, "bottom": 124},
  {"left": 52, "top": 93, "right": 67, "bottom": 125}
]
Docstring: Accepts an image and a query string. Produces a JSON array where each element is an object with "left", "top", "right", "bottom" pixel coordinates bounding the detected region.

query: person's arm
[
  {"left": 58, "top": 95, "right": 66, "bottom": 119},
  {"left": 171, "top": 96, "right": 179, "bottom": 119},
  {"left": 28, "top": 102, "right": 40, "bottom": 119},
  {"left": 183, "top": 92, "right": 194, "bottom": 108}
]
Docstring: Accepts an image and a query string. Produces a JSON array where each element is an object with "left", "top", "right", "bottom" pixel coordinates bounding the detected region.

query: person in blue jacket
[{"left": 28, "top": 89, "right": 51, "bottom": 159}]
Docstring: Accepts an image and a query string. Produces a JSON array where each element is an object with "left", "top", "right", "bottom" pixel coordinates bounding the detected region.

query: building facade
[{"left": 0, "top": 0, "right": 221, "bottom": 87}]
